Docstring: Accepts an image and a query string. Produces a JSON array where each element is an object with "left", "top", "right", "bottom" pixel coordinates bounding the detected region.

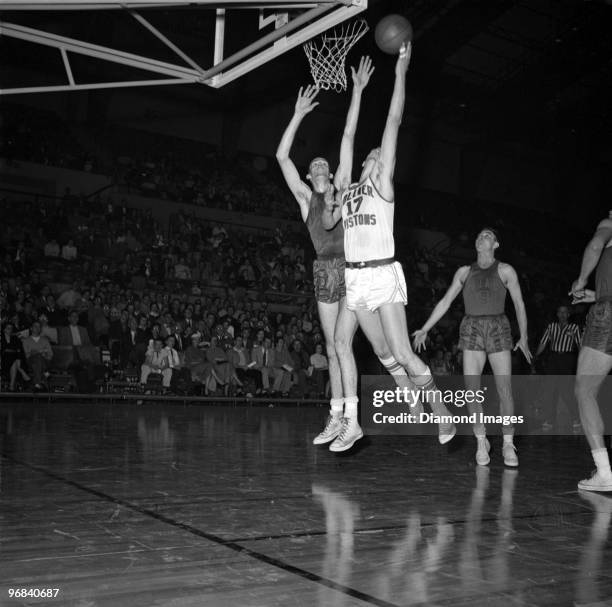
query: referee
[{"left": 535, "top": 304, "right": 581, "bottom": 431}]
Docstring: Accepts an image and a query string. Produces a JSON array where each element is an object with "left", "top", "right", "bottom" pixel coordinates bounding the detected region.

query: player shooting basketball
[
  {"left": 323, "top": 42, "right": 457, "bottom": 446},
  {"left": 276, "top": 57, "right": 419, "bottom": 452}
]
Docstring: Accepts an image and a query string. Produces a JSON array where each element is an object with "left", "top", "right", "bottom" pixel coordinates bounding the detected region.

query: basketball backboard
[{"left": 0, "top": 0, "right": 367, "bottom": 94}]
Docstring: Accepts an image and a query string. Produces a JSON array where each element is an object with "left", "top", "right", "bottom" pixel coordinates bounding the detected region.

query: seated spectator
[
  {"left": 309, "top": 343, "right": 329, "bottom": 397},
  {"left": 22, "top": 320, "right": 53, "bottom": 390},
  {"left": 184, "top": 333, "right": 210, "bottom": 385},
  {"left": 88, "top": 298, "right": 110, "bottom": 346},
  {"left": 205, "top": 335, "right": 231, "bottom": 395},
  {"left": 57, "top": 282, "right": 82, "bottom": 310},
  {"left": 61, "top": 239, "right": 77, "bottom": 261},
  {"left": 44, "top": 239, "right": 60, "bottom": 258},
  {"left": 125, "top": 316, "right": 148, "bottom": 367},
  {"left": 230, "top": 335, "right": 260, "bottom": 396},
  {"left": 289, "top": 339, "right": 310, "bottom": 397},
  {"left": 1, "top": 323, "right": 30, "bottom": 390},
  {"left": 270, "top": 337, "right": 293, "bottom": 396},
  {"left": 108, "top": 308, "right": 128, "bottom": 365},
  {"left": 58, "top": 311, "right": 91, "bottom": 347},
  {"left": 164, "top": 335, "right": 181, "bottom": 370},
  {"left": 42, "top": 294, "right": 64, "bottom": 327},
  {"left": 140, "top": 337, "right": 171, "bottom": 388},
  {"left": 174, "top": 257, "right": 191, "bottom": 280},
  {"left": 38, "top": 314, "right": 58, "bottom": 344}
]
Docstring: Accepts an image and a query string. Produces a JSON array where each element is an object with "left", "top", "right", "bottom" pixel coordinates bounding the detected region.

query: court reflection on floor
[
  {"left": 312, "top": 467, "right": 521, "bottom": 605},
  {"left": 576, "top": 491, "right": 612, "bottom": 607}
]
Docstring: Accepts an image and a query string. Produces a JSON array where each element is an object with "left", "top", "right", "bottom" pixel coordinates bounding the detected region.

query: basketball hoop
[{"left": 303, "top": 19, "right": 369, "bottom": 93}]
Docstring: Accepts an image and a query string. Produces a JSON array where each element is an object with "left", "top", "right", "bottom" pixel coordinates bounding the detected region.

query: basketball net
[{"left": 303, "top": 19, "right": 369, "bottom": 93}]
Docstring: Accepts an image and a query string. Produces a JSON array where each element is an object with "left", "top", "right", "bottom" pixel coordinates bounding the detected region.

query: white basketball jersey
[{"left": 341, "top": 177, "right": 395, "bottom": 262}]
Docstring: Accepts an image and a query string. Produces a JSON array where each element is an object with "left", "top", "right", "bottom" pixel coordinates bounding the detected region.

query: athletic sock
[
  {"left": 330, "top": 398, "right": 344, "bottom": 417},
  {"left": 410, "top": 368, "right": 444, "bottom": 412},
  {"left": 592, "top": 448, "right": 612, "bottom": 477},
  {"left": 379, "top": 356, "right": 407, "bottom": 376},
  {"left": 344, "top": 396, "right": 359, "bottom": 421},
  {"left": 503, "top": 434, "right": 514, "bottom": 445}
]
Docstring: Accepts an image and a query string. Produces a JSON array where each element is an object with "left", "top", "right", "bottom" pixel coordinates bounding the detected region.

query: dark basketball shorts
[
  {"left": 313, "top": 257, "right": 346, "bottom": 304},
  {"left": 459, "top": 314, "right": 513, "bottom": 354},
  {"left": 582, "top": 301, "right": 612, "bottom": 356}
]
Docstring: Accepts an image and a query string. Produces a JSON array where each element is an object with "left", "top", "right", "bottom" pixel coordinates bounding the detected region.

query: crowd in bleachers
[{"left": 0, "top": 190, "right": 333, "bottom": 396}]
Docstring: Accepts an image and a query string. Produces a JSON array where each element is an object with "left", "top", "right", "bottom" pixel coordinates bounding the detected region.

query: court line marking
[
  {"left": 1, "top": 453, "right": 400, "bottom": 607},
  {"left": 227, "top": 506, "right": 592, "bottom": 543}
]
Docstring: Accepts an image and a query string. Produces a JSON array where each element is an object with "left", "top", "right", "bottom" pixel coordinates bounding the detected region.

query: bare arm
[
  {"left": 321, "top": 186, "right": 342, "bottom": 230},
  {"left": 535, "top": 325, "right": 551, "bottom": 358},
  {"left": 500, "top": 263, "right": 532, "bottom": 363},
  {"left": 571, "top": 218, "right": 612, "bottom": 293},
  {"left": 276, "top": 85, "right": 319, "bottom": 221},
  {"left": 334, "top": 57, "right": 374, "bottom": 191},
  {"left": 373, "top": 43, "right": 412, "bottom": 201},
  {"left": 412, "top": 266, "right": 469, "bottom": 351}
]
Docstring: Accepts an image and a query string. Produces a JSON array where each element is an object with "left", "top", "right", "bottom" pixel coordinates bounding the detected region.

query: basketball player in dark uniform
[
  {"left": 570, "top": 212, "right": 612, "bottom": 492},
  {"left": 413, "top": 228, "right": 532, "bottom": 467}
]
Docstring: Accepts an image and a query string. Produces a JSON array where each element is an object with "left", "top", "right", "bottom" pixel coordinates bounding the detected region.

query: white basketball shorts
[{"left": 345, "top": 261, "right": 408, "bottom": 312}]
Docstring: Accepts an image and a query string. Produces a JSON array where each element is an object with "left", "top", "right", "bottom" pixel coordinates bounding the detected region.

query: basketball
[{"left": 375, "top": 14, "right": 413, "bottom": 55}]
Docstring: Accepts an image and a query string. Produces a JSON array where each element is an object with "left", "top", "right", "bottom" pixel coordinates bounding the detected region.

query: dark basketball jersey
[
  {"left": 595, "top": 246, "right": 612, "bottom": 301},
  {"left": 306, "top": 191, "right": 344, "bottom": 258},
  {"left": 462, "top": 260, "right": 507, "bottom": 316}
]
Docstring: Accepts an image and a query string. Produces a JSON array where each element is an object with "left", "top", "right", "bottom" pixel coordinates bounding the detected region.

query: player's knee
[
  {"left": 325, "top": 342, "right": 339, "bottom": 362},
  {"left": 393, "top": 349, "right": 417, "bottom": 369},
  {"left": 574, "top": 377, "right": 594, "bottom": 402},
  {"left": 372, "top": 344, "right": 390, "bottom": 360}
]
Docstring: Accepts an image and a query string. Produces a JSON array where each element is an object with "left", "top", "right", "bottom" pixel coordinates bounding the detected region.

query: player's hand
[
  {"left": 396, "top": 41, "right": 412, "bottom": 74},
  {"left": 295, "top": 85, "right": 319, "bottom": 116},
  {"left": 411, "top": 329, "right": 427, "bottom": 352},
  {"left": 513, "top": 336, "right": 532, "bottom": 364},
  {"left": 570, "top": 288, "right": 595, "bottom": 304},
  {"left": 569, "top": 278, "right": 587, "bottom": 300},
  {"left": 351, "top": 56, "right": 375, "bottom": 91},
  {"left": 323, "top": 182, "right": 336, "bottom": 208}
]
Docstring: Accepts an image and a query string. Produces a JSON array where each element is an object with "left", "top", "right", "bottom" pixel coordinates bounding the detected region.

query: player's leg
[
  {"left": 575, "top": 345, "right": 612, "bottom": 491},
  {"left": 329, "top": 302, "right": 362, "bottom": 452},
  {"left": 488, "top": 349, "right": 518, "bottom": 467},
  {"left": 463, "top": 349, "right": 489, "bottom": 465},
  {"left": 318, "top": 300, "right": 343, "bottom": 399},
  {"left": 312, "top": 299, "right": 345, "bottom": 445},
  {"left": 377, "top": 301, "right": 456, "bottom": 443},
  {"left": 355, "top": 307, "right": 422, "bottom": 412},
  {"left": 313, "top": 256, "right": 352, "bottom": 445}
]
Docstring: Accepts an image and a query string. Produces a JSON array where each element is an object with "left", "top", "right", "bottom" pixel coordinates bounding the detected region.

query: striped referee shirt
[{"left": 538, "top": 322, "right": 581, "bottom": 353}]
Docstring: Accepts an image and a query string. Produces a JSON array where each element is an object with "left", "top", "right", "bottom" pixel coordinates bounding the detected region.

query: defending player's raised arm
[
  {"left": 276, "top": 85, "right": 319, "bottom": 220},
  {"left": 412, "top": 265, "right": 469, "bottom": 351},
  {"left": 321, "top": 183, "right": 342, "bottom": 230},
  {"left": 376, "top": 42, "right": 411, "bottom": 199},
  {"left": 334, "top": 56, "right": 375, "bottom": 192},
  {"left": 500, "top": 263, "right": 532, "bottom": 363},
  {"left": 570, "top": 217, "right": 612, "bottom": 295}
]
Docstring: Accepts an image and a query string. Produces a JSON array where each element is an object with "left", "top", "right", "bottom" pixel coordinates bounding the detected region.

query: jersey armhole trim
[{"left": 369, "top": 177, "right": 394, "bottom": 204}]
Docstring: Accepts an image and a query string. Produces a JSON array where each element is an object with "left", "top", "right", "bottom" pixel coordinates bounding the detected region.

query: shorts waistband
[
  {"left": 316, "top": 255, "right": 345, "bottom": 262},
  {"left": 464, "top": 313, "right": 507, "bottom": 319},
  {"left": 345, "top": 257, "right": 395, "bottom": 269}
]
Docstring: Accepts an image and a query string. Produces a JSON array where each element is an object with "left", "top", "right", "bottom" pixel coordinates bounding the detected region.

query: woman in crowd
[{"left": 1, "top": 323, "right": 30, "bottom": 390}]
